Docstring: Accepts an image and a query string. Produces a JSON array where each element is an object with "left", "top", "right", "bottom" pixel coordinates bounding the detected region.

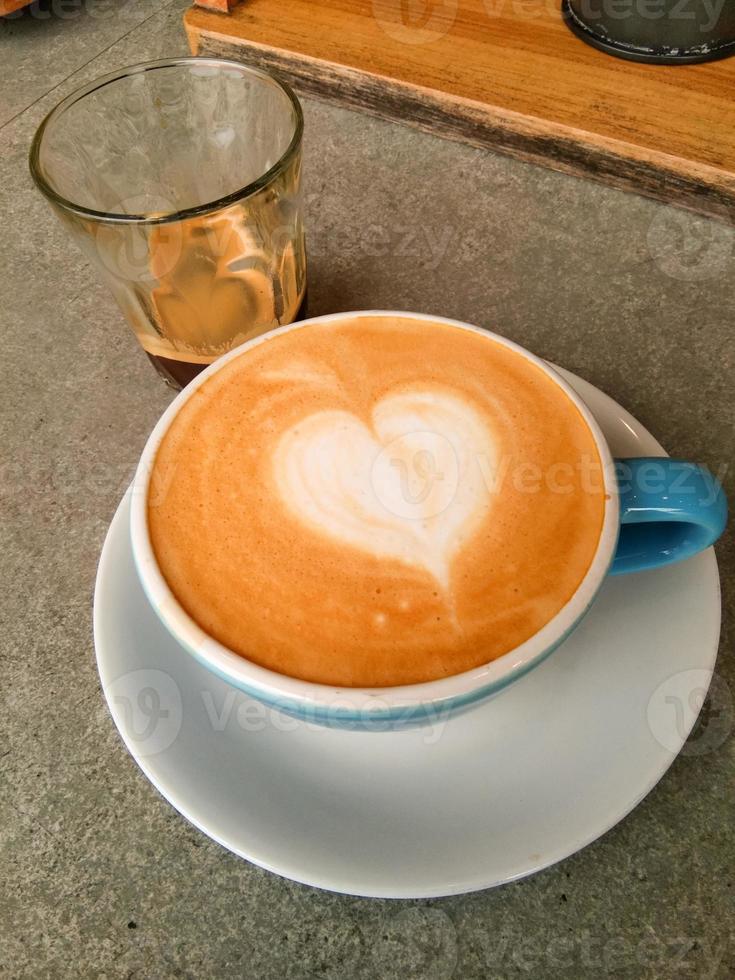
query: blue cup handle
[{"left": 611, "top": 458, "right": 727, "bottom": 575}]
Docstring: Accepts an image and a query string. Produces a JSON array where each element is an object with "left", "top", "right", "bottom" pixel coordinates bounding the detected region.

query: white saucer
[{"left": 94, "top": 368, "right": 721, "bottom": 898}]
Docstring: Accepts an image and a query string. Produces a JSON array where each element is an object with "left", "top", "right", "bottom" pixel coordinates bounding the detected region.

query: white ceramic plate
[{"left": 94, "top": 368, "right": 721, "bottom": 898}]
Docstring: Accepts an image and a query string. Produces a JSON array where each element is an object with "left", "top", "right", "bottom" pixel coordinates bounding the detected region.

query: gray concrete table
[{"left": 1, "top": 2, "right": 733, "bottom": 977}]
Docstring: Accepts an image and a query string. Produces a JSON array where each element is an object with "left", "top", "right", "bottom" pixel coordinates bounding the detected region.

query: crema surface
[{"left": 148, "top": 316, "right": 605, "bottom": 687}]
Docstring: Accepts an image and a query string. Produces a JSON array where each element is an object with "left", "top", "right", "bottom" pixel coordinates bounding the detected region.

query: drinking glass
[{"left": 30, "top": 58, "right": 306, "bottom": 388}]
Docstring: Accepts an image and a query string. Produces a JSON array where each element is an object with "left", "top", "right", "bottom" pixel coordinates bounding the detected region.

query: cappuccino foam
[{"left": 148, "top": 315, "right": 605, "bottom": 686}]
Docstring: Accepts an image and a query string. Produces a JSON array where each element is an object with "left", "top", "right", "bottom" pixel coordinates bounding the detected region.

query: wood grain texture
[
  {"left": 184, "top": 0, "right": 735, "bottom": 218},
  {"left": 0, "top": 0, "right": 35, "bottom": 14},
  {"left": 192, "top": 0, "right": 242, "bottom": 13}
]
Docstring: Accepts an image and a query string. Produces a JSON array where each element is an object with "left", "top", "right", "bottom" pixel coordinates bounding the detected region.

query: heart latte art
[
  {"left": 149, "top": 316, "right": 605, "bottom": 687},
  {"left": 273, "top": 390, "right": 497, "bottom": 592}
]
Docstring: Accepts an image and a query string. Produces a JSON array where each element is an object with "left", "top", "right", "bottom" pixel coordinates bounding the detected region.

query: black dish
[{"left": 562, "top": 0, "right": 735, "bottom": 64}]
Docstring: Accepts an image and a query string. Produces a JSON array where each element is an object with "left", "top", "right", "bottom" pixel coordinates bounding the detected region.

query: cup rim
[
  {"left": 130, "top": 311, "right": 620, "bottom": 713},
  {"left": 29, "top": 57, "right": 304, "bottom": 227}
]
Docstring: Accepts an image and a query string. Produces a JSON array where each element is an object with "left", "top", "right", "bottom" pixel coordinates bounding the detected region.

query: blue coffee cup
[{"left": 131, "top": 312, "right": 727, "bottom": 730}]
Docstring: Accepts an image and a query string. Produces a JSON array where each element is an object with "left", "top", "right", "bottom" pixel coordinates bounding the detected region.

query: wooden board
[
  {"left": 184, "top": 0, "right": 735, "bottom": 219},
  {"left": 1, "top": 0, "right": 35, "bottom": 13}
]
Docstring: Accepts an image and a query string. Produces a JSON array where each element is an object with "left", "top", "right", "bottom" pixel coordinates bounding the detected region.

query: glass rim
[{"left": 28, "top": 56, "right": 304, "bottom": 227}]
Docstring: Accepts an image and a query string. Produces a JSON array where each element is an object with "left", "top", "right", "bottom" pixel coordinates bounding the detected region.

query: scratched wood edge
[{"left": 185, "top": 12, "right": 735, "bottom": 222}]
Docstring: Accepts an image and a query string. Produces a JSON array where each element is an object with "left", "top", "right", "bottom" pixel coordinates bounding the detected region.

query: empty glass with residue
[{"left": 30, "top": 57, "right": 306, "bottom": 388}]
